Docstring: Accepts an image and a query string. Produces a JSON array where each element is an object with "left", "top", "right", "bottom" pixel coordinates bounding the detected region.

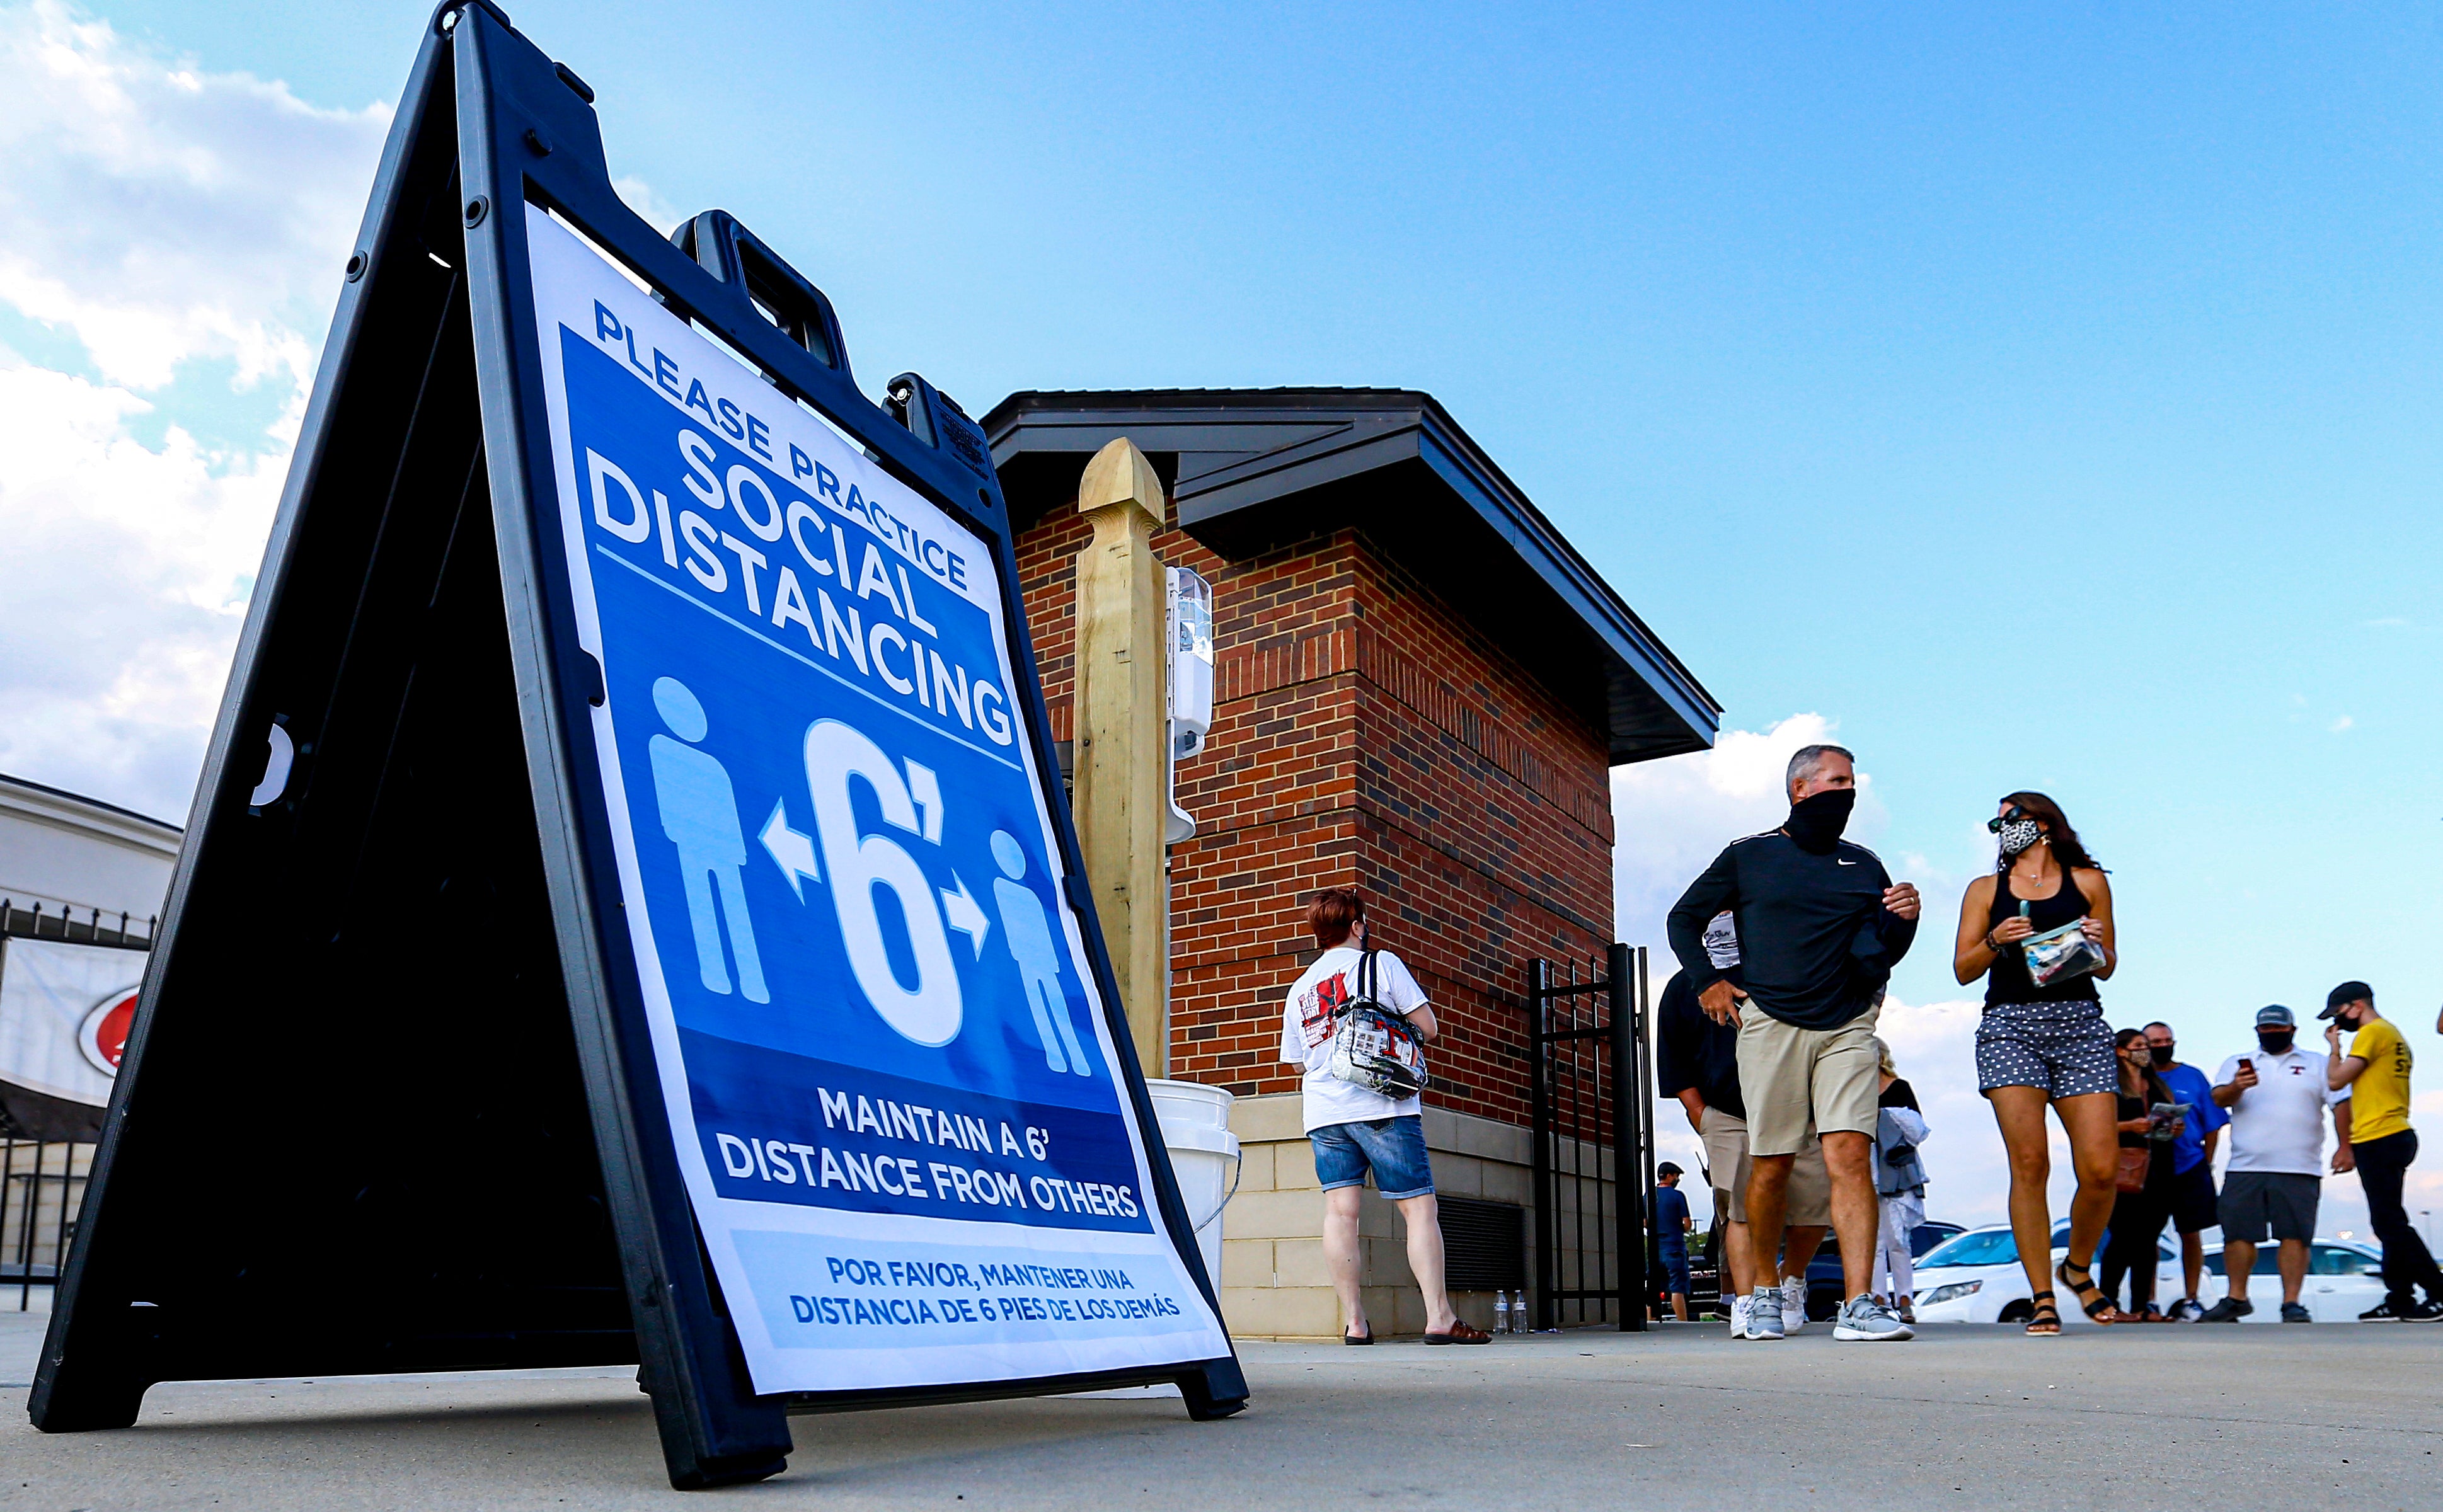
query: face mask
[
  {"left": 1996, "top": 818, "right": 2043, "bottom": 858},
  {"left": 2258, "top": 1031, "right": 2294, "bottom": 1055},
  {"left": 1785, "top": 788, "right": 1856, "bottom": 854},
  {"left": 2149, "top": 1045, "right": 2174, "bottom": 1068}
]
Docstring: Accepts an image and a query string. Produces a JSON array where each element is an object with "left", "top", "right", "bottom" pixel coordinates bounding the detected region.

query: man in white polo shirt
[{"left": 2199, "top": 1004, "right": 2353, "bottom": 1322}]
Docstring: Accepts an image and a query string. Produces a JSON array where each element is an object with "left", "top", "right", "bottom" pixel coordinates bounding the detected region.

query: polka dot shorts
[{"left": 1976, "top": 999, "right": 2117, "bottom": 1099}]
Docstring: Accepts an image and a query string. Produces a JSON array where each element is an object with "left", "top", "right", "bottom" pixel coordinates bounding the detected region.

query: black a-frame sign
[{"left": 32, "top": 1, "right": 1246, "bottom": 1488}]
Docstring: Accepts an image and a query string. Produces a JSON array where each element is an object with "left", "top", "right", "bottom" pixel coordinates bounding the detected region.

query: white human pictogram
[
  {"left": 648, "top": 676, "right": 769, "bottom": 1003},
  {"left": 989, "top": 829, "right": 1091, "bottom": 1077}
]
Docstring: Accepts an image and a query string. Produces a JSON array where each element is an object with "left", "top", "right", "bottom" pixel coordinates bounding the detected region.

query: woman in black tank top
[{"left": 1950, "top": 791, "right": 2120, "bottom": 1335}]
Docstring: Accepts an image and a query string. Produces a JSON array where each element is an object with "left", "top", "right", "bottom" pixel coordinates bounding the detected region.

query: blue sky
[{"left": 6, "top": 3, "right": 2440, "bottom": 1225}]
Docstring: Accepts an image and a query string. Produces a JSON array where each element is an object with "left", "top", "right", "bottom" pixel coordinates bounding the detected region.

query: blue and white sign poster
[{"left": 522, "top": 207, "right": 1229, "bottom": 1395}]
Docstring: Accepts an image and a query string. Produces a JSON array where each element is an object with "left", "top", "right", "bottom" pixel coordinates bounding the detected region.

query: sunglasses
[{"left": 1985, "top": 806, "right": 2035, "bottom": 833}]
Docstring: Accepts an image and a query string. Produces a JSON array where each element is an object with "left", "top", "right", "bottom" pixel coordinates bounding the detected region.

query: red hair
[{"left": 1307, "top": 888, "right": 1365, "bottom": 949}]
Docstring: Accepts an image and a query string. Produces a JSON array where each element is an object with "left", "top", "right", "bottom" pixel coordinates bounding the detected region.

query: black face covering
[
  {"left": 2149, "top": 1045, "right": 2174, "bottom": 1068},
  {"left": 1785, "top": 788, "right": 1856, "bottom": 854},
  {"left": 2258, "top": 1031, "right": 2294, "bottom": 1055}
]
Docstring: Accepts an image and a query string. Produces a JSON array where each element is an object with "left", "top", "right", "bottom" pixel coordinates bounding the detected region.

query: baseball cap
[
  {"left": 2254, "top": 1004, "right": 2296, "bottom": 1029},
  {"left": 2318, "top": 981, "right": 2372, "bottom": 1021}
]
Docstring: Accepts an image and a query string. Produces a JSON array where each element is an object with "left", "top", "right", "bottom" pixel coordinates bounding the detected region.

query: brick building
[{"left": 985, "top": 390, "right": 1716, "bottom": 1337}]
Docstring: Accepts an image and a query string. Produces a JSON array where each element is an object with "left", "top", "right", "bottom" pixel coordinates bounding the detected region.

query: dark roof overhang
[{"left": 982, "top": 388, "right": 1719, "bottom": 765}]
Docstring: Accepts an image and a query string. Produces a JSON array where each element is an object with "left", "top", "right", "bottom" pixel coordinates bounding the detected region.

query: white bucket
[{"left": 1146, "top": 1079, "right": 1239, "bottom": 1289}]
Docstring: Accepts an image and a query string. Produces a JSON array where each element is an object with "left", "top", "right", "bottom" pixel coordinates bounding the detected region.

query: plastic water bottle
[{"left": 1495, "top": 1291, "right": 1510, "bottom": 1334}]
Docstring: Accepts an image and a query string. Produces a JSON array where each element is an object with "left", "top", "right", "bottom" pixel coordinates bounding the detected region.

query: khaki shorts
[
  {"left": 1700, "top": 1105, "right": 1830, "bottom": 1226},
  {"left": 1734, "top": 1002, "right": 1880, "bottom": 1157}
]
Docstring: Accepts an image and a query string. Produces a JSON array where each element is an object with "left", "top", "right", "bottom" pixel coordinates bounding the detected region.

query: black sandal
[
  {"left": 2025, "top": 1290, "right": 2061, "bottom": 1336},
  {"left": 2056, "top": 1258, "right": 2117, "bottom": 1325}
]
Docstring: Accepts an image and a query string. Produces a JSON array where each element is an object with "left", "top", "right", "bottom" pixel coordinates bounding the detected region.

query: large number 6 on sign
[{"left": 803, "top": 719, "right": 963, "bottom": 1046}]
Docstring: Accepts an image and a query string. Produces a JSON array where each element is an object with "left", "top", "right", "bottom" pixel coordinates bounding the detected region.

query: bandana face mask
[
  {"left": 1785, "top": 788, "right": 1856, "bottom": 854},
  {"left": 1994, "top": 816, "right": 2043, "bottom": 859}
]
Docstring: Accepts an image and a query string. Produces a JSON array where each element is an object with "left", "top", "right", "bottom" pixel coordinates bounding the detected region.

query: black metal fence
[
  {"left": 1527, "top": 944, "right": 1653, "bottom": 1331},
  {"left": 1, "top": 1140, "right": 91, "bottom": 1310},
  {"left": 2, "top": 898, "right": 157, "bottom": 949}
]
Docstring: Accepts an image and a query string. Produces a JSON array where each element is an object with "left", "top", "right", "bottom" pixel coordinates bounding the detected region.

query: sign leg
[
  {"left": 636, "top": 1360, "right": 792, "bottom": 1489},
  {"left": 28, "top": 1360, "right": 148, "bottom": 1434},
  {"left": 1174, "top": 1356, "right": 1250, "bottom": 1421}
]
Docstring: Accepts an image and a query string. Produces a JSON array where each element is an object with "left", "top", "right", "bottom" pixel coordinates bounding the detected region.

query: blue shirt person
[
  {"left": 647, "top": 677, "right": 767, "bottom": 1003},
  {"left": 2156, "top": 1058, "right": 2227, "bottom": 1174},
  {"left": 1653, "top": 1164, "right": 1695, "bottom": 1320},
  {"left": 2143, "top": 1020, "right": 2231, "bottom": 1317}
]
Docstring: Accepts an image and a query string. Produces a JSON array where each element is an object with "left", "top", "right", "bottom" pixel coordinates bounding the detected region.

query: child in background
[{"left": 1873, "top": 1038, "right": 1931, "bottom": 1323}]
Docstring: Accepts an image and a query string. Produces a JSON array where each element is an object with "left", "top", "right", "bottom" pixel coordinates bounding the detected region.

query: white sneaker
[
  {"left": 1747, "top": 1286, "right": 1786, "bottom": 1339},
  {"left": 1728, "top": 1295, "right": 1750, "bottom": 1339},
  {"left": 1781, "top": 1276, "right": 1808, "bottom": 1335},
  {"left": 1832, "top": 1292, "right": 1916, "bottom": 1342}
]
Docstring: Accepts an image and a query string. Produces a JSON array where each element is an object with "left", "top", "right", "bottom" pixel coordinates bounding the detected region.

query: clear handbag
[
  {"left": 1325, "top": 951, "right": 1430, "bottom": 1099},
  {"left": 2020, "top": 917, "right": 2105, "bottom": 988}
]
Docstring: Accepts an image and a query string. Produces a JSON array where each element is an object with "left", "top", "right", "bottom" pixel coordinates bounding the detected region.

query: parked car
[
  {"left": 1800, "top": 1221, "right": 1967, "bottom": 1320},
  {"left": 1686, "top": 1227, "right": 1723, "bottom": 1315},
  {"left": 1906, "top": 1219, "right": 2181, "bottom": 1325},
  {"left": 2196, "top": 1238, "right": 2384, "bottom": 1323}
]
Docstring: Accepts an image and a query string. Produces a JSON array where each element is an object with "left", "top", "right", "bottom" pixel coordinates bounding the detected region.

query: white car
[
  {"left": 1909, "top": 1220, "right": 2180, "bottom": 1326},
  {"left": 2196, "top": 1237, "right": 2386, "bottom": 1323}
]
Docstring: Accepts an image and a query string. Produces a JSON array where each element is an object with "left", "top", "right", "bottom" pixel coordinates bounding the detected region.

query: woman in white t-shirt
[{"left": 1280, "top": 888, "right": 1490, "bottom": 1344}]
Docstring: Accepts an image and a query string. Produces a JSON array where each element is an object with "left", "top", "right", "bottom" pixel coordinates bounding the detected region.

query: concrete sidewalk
[{"left": 2, "top": 1303, "right": 2437, "bottom": 1509}]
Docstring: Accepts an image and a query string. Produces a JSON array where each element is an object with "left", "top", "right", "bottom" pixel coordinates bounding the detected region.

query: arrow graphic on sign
[
  {"left": 940, "top": 872, "right": 990, "bottom": 959},
  {"left": 760, "top": 799, "right": 822, "bottom": 901}
]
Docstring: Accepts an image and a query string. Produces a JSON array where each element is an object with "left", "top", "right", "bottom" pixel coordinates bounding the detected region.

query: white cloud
[
  {"left": 614, "top": 175, "right": 683, "bottom": 238},
  {"left": 0, "top": 360, "right": 289, "bottom": 811},
  {"left": 0, "top": 6, "right": 689, "bottom": 823},
  {"left": 0, "top": 1, "right": 391, "bottom": 817},
  {"left": 2330, "top": 715, "right": 2354, "bottom": 733},
  {"left": 0, "top": 1, "right": 389, "bottom": 394},
  {"left": 1611, "top": 712, "right": 1899, "bottom": 955}
]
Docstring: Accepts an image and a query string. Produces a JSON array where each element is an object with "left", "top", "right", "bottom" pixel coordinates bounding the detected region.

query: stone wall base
[{"left": 1217, "top": 1092, "right": 1614, "bottom": 1341}]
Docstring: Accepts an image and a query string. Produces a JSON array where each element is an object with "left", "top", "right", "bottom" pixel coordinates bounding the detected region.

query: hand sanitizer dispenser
[{"left": 1166, "top": 566, "right": 1214, "bottom": 844}]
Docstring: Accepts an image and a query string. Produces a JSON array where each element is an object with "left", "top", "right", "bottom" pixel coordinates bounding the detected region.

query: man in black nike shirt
[{"left": 1666, "top": 743, "right": 1922, "bottom": 1343}]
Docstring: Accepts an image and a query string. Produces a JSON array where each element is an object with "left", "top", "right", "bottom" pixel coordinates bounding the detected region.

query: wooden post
[{"left": 1072, "top": 438, "right": 1170, "bottom": 1077}]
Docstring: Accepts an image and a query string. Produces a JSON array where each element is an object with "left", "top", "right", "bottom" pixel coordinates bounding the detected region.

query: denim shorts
[
  {"left": 1310, "top": 1114, "right": 1435, "bottom": 1200},
  {"left": 1660, "top": 1249, "right": 1691, "bottom": 1296}
]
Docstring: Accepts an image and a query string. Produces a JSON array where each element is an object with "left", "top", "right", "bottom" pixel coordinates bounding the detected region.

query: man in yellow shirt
[{"left": 2323, "top": 982, "right": 2443, "bottom": 1322}]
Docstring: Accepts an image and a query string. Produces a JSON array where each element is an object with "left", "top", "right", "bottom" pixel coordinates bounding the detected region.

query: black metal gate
[
  {"left": 1, "top": 1141, "right": 89, "bottom": 1310},
  {"left": 1528, "top": 944, "right": 1653, "bottom": 1331}
]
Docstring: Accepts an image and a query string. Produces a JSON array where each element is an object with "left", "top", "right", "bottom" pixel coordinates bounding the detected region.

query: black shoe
[
  {"left": 2360, "top": 1299, "right": 2411, "bottom": 1322},
  {"left": 2403, "top": 1299, "right": 2443, "bottom": 1323},
  {"left": 2280, "top": 1302, "right": 2313, "bottom": 1323},
  {"left": 2166, "top": 1297, "right": 2203, "bottom": 1322},
  {"left": 2197, "top": 1297, "right": 2253, "bottom": 1323}
]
